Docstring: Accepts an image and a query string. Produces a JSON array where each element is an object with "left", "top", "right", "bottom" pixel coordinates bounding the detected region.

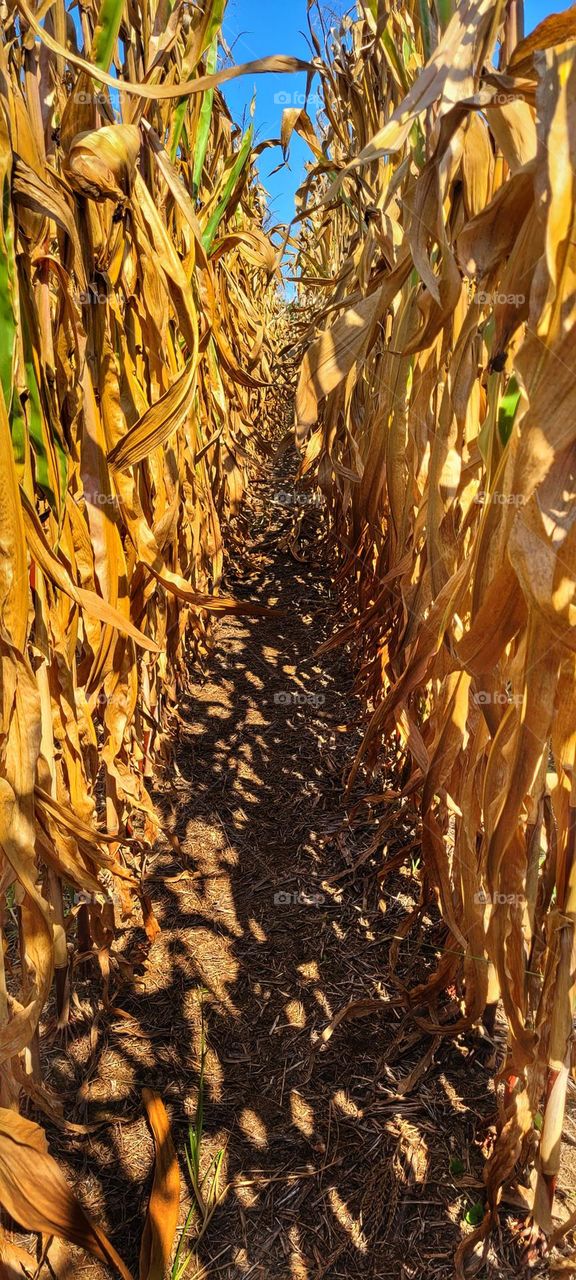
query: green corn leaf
[
  {"left": 203, "top": 0, "right": 228, "bottom": 49},
  {"left": 202, "top": 124, "right": 253, "bottom": 253},
  {"left": 91, "top": 0, "right": 124, "bottom": 72},
  {"left": 191, "top": 35, "right": 218, "bottom": 196},
  {"left": 435, "top": 0, "right": 454, "bottom": 32},
  {"left": 0, "top": 154, "right": 17, "bottom": 417},
  {"left": 417, "top": 0, "right": 434, "bottom": 58},
  {"left": 19, "top": 279, "right": 68, "bottom": 513},
  {"left": 169, "top": 0, "right": 227, "bottom": 163},
  {"left": 497, "top": 375, "right": 521, "bottom": 447}
]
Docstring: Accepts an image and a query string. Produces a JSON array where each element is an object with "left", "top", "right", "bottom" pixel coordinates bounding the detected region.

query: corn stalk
[
  {"left": 293, "top": 0, "right": 576, "bottom": 1268},
  {"left": 0, "top": 0, "right": 302, "bottom": 1263}
]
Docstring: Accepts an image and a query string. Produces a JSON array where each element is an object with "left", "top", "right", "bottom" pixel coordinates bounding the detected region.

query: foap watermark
[
  {"left": 87, "top": 493, "right": 120, "bottom": 509},
  {"left": 273, "top": 90, "right": 323, "bottom": 107},
  {"left": 73, "top": 289, "right": 118, "bottom": 306},
  {"left": 473, "top": 290, "right": 525, "bottom": 307},
  {"left": 474, "top": 491, "right": 526, "bottom": 506},
  {"left": 273, "top": 889, "right": 325, "bottom": 907},
  {"left": 475, "top": 890, "right": 526, "bottom": 906},
  {"left": 274, "top": 490, "right": 325, "bottom": 508},
  {"left": 274, "top": 690, "right": 325, "bottom": 708},
  {"left": 492, "top": 92, "right": 525, "bottom": 105},
  {"left": 74, "top": 91, "right": 109, "bottom": 106},
  {"left": 473, "top": 690, "right": 523, "bottom": 707}
]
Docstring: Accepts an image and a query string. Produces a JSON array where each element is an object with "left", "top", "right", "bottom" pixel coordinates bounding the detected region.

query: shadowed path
[{"left": 36, "top": 452, "right": 552, "bottom": 1280}]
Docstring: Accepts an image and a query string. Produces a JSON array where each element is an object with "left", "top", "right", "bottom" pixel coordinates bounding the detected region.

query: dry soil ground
[{"left": 25, "top": 454, "right": 576, "bottom": 1280}]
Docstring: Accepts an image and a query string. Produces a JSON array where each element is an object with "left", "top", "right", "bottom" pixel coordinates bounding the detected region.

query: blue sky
[
  {"left": 222, "top": 0, "right": 569, "bottom": 233},
  {"left": 222, "top": 0, "right": 327, "bottom": 232}
]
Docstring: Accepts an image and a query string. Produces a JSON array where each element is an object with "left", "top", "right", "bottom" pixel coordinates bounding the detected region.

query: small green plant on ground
[{"left": 172, "top": 1005, "right": 226, "bottom": 1280}]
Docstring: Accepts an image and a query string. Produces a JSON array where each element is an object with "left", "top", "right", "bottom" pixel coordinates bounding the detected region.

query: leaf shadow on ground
[{"left": 28, "top": 455, "right": 560, "bottom": 1280}]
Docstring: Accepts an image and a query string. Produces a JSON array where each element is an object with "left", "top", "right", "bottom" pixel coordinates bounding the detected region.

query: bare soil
[{"left": 25, "top": 455, "right": 576, "bottom": 1280}]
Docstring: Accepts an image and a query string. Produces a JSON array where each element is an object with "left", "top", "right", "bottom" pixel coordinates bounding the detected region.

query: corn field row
[
  {"left": 1, "top": 0, "right": 576, "bottom": 1272},
  {"left": 291, "top": 0, "right": 576, "bottom": 1271},
  {"left": 0, "top": 0, "right": 299, "bottom": 1265}
]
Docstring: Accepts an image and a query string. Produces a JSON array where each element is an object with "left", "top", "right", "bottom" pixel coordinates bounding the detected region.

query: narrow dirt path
[{"left": 41, "top": 453, "right": 549, "bottom": 1280}]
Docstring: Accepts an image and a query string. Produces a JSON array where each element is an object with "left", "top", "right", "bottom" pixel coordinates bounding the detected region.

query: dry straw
[{"left": 293, "top": 0, "right": 576, "bottom": 1270}]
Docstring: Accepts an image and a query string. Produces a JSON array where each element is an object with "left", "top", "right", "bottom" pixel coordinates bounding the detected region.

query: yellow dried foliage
[
  {"left": 294, "top": 0, "right": 576, "bottom": 1266},
  {"left": 0, "top": 0, "right": 291, "bottom": 1261}
]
